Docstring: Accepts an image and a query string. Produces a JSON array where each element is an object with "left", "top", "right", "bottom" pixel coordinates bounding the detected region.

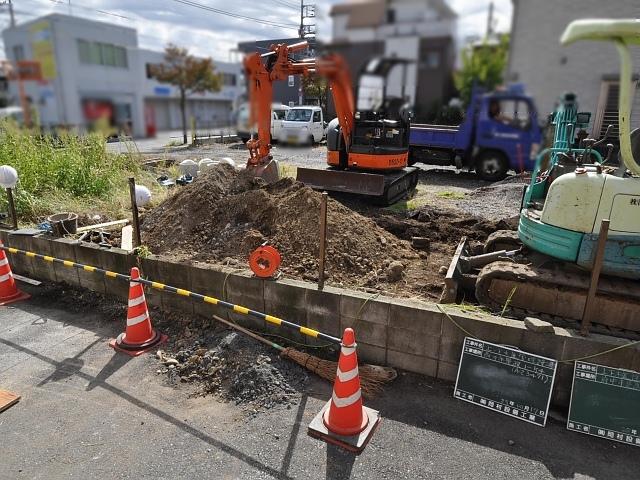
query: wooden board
[
  {"left": 567, "top": 361, "right": 640, "bottom": 447},
  {"left": 120, "top": 225, "right": 133, "bottom": 251},
  {"left": 76, "top": 219, "right": 129, "bottom": 233},
  {"left": 0, "top": 389, "right": 20, "bottom": 413},
  {"left": 454, "top": 337, "right": 558, "bottom": 427}
]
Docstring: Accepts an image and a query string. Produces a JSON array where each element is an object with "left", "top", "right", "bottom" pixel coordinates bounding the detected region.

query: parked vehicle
[
  {"left": 278, "top": 106, "right": 326, "bottom": 144},
  {"left": 236, "top": 102, "right": 290, "bottom": 143},
  {"left": 409, "top": 84, "right": 543, "bottom": 181}
]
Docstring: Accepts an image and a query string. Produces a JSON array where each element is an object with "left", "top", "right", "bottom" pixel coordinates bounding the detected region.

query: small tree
[
  {"left": 302, "top": 74, "right": 329, "bottom": 114},
  {"left": 454, "top": 34, "right": 510, "bottom": 106},
  {"left": 151, "top": 44, "right": 222, "bottom": 144}
]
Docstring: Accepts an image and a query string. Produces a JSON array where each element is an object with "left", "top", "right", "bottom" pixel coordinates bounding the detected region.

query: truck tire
[{"left": 476, "top": 151, "right": 508, "bottom": 182}]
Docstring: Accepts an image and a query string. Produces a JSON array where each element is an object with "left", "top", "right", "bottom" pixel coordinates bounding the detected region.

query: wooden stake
[
  {"left": 6, "top": 187, "right": 17, "bottom": 230},
  {"left": 318, "top": 192, "right": 328, "bottom": 290},
  {"left": 128, "top": 178, "right": 142, "bottom": 248},
  {"left": 581, "top": 219, "right": 610, "bottom": 336}
]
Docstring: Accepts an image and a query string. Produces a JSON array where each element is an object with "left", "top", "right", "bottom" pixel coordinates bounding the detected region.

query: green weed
[{"left": 437, "top": 191, "right": 465, "bottom": 200}]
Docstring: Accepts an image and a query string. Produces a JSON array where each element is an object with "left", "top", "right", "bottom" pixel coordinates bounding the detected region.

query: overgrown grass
[
  {"left": 436, "top": 190, "right": 466, "bottom": 200},
  {"left": 0, "top": 122, "right": 166, "bottom": 223}
]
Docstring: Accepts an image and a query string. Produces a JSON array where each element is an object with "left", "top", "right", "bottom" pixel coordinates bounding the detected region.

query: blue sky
[{"left": 0, "top": 0, "right": 512, "bottom": 61}]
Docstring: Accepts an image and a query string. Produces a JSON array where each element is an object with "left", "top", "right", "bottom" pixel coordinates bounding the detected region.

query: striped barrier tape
[{"left": 1, "top": 244, "right": 341, "bottom": 345}]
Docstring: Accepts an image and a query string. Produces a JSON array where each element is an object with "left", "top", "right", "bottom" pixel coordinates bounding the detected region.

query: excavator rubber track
[
  {"left": 296, "top": 166, "right": 419, "bottom": 206},
  {"left": 475, "top": 260, "right": 640, "bottom": 334}
]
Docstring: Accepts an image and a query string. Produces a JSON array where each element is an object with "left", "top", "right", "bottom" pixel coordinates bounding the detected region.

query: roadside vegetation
[{"left": 0, "top": 121, "right": 166, "bottom": 224}]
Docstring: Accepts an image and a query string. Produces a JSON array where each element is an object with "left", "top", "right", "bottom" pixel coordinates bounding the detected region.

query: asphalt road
[{"left": 1, "top": 284, "right": 638, "bottom": 479}]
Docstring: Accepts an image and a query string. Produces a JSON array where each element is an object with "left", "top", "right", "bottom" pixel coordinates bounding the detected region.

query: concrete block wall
[{"left": 3, "top": 231, "right": 640, "bottom": 409}]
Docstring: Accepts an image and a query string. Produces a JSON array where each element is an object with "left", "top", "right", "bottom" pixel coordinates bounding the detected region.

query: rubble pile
[{"left": 157, "top": 330, "right": 308, "bottom": 410}]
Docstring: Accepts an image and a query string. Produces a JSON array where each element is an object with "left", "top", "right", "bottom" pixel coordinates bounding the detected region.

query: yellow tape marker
[
  {"left": 83, "top": 265, "right": 96, "bottom": 272},
  {"left": 43, "top": 256, "right": 55, "bottom": 262},
  {"left": 63, "top": 260, "right": 74, "bottom": 267},
  {"left": 233, "top": 305, "right": 249, "bottom": 315},
  {"left": 151, "top": 282, "right": 165, "bottom": 290},
  {"left": 203, "top": 296, "right": 218, "bottom": 305},
  {"left": 26, "top": 252, "right": 35, "bottom": 258},
  {"left": 265, "top": 315, "right": 282, "bottom": 326},
  {"left": 176, "top": 288, "right": 190, "bottom": 297},
  {"left": 8, "top": 248, "right": 17, "bottom": 254},
  {"left": 299, "top": 326, "right": 319, "bottom": 338},
  {"left": 105, "top": 271, "right": 117, "bottom": 278}
]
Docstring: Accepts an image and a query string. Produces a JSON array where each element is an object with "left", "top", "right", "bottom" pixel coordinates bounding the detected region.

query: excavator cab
[{"left": 298, "top": 57, "right": 419, "bottom": 205}]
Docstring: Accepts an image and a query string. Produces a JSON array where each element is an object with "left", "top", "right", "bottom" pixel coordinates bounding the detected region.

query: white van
[
  {"left": 278, "top": 106, "right": 326, "bottom": 145},
  {"left": 236, "top": 103, "right": 290, "bottom": 143}
]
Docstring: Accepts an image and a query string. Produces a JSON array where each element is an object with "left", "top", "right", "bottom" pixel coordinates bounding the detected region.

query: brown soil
[{"left": 141, "top": 165, "right": 516, "bottom": 300}]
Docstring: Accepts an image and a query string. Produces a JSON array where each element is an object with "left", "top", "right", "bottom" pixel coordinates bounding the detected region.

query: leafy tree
[
  {"left": 150, "top": 44, "right": 222, "bottom": 144},
  {"left": 302, "top": 74, "right": 329, "bottom": 113},
  {"left": 454, "top": 34, "right": 510, "bottom": 106}
]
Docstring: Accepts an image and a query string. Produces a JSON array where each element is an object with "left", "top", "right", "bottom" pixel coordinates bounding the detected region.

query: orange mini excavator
[{"left": 243, "top": 41, "right": 419, "bottom": 205}]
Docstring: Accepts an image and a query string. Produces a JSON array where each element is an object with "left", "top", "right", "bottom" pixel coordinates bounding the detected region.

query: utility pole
[
  {"left": 298, "top": 1, "right": 316, "bottom": 40},
  {"left": 486, "top": 1, "right": 494, "bottom": 39},
  {"left": 8, "top": 0, "right": 15, "bottom": 28}
]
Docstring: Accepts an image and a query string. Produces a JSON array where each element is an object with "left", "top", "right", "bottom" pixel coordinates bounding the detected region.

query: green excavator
[{"left": 443, "top": 19, "right": 640, "bottom": 334}]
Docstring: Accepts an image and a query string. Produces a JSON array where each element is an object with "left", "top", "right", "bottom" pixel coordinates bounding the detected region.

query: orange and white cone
[
  {"left": 109, "top": 267, "right": 166, "bottom": 356},
  {"left": 0, "top": 242, "right": 30, "bottom": 306},
  {"left": 308, "top": 328, "right": 380, "bottom": 453}
]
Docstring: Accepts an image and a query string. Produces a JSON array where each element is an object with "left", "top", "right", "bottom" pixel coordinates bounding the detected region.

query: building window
[
  {"left": 592, "top": 80, "right": 637, "bottom": 140},
  {"left": 288, "top": 75, "right": 295, "bottom": 87},
  {"left": 424, "top": 51, "right": 440, "bottom": 69},
  {"left": 77, "top": 39, "right": 128, "bottom": 68},
  {"left": 13, "top": 45, "right": 25, "bottom": 62},
  {"left": 387, "top": 9, "right": 396, "bottom": 24},
  {"left": 222, "top": 73, "right": 236, "bottom": 86}
]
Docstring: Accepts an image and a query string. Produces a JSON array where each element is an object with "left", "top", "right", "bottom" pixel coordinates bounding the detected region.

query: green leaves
[{"left": 454, "top": 34, "right": 510, "bottom": 106}]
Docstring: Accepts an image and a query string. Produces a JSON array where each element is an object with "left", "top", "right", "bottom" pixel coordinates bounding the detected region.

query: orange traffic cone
[
  {"left": 109, "top": 267, "right": 166, "bottom": 356},
  {"left": 0, "top": 242, "right": 30, "bottom": 306},
  {"left": 308, "top": 328, "right": 380, "bottom": 453}
]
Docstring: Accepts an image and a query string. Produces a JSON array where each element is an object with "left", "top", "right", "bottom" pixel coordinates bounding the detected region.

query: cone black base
[
  {"left": 308, "top": 400, "right": 380, "bottom": 454},
  {"left": 109, "top": 331, "right": 167, "bottom": 357}
]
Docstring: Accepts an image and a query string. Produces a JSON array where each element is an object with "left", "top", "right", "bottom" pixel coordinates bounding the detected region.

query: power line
[
  {"left": 271, "top": 0, "right": 298, "bottom": 9},
  {"left": 22, "top": 0, "right": 132, "bottom": 21},
  {"left": 170, "top": 0, "right": 299, "bottom": 30}
]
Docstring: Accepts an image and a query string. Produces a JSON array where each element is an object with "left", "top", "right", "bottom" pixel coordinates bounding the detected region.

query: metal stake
[
  {"left": 581, "top": 219, "right": 610, "bottom": 336},
  {"left": 128, "top": 178, "right": 142, "bottom": 248},
  {"left": 318, "top": 192, "right": 328, "bottom": 290},
  {"left": 6, "top": 187, "right": 17, "bottom": 230}
]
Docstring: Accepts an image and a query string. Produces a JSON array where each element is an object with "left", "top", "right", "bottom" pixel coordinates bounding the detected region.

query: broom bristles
[{"left": 280, "top": 347, "right": 397, "bottom": 398}]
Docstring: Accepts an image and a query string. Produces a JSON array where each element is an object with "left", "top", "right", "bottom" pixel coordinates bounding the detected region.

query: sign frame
[
  {"left": 454, "top": 337, "right": 558, "bottom": 427},
  {"left": 567, "top": 361, "right": 640, "bottom": 447}
]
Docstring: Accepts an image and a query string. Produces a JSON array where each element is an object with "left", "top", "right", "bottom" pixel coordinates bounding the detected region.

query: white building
[
  {"left": 328, "top": 0, "right": 457, "bottom": 121},
  {"left": 2, "top": 14, "right": 242, "bottom": 137},
  {"left": 507, "top": 0, "right": 640, "bottom": 138}
]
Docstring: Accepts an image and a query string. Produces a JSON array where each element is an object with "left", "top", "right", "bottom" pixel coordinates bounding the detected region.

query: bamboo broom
[{"left": 212, "top": 314, "right": 396, "bottom": 397}]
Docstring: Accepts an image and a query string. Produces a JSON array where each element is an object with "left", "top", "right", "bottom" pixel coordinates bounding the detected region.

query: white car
[
  {"left": 278, "top": 106, "right": 326, "bottom": 145},
  {"left": 236, "top": 103, "right": 290, "bottom": 143}
]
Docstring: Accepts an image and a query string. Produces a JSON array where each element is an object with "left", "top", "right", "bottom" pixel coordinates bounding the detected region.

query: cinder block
[
  {"left": 0, "top": 229, "right": 8, "bottom": 244},
  {"left": 305, "top": 285, "right": 342, "bottom": 344},
  {"left": 387, "top": 326, "right": 440, "bottom": 358},
  {"left": 189, "top": 264, "right": 228, "bottom": 319},
  {"left": 518, "top": 329, "right": 566, "bottom": 361},
  {"left": 437, "top": 361, "right": 460, "bottom": 382},
  {"left": 264, "top": 278, "right": 309, "bottom": 310},
  {"left": 26, "top": 236, "right": 56, "bottom": 282},
  {"left": 551, "top": 363, "right": 575, "bottom": 408},
  {"left": 560, "top": 334, "right": 637, "bottom": 369},
  {"left": 341, "top": 316, "right": 387, "bottom": 348},
  {"left": 159, "top": 260, "right": 194, "bottom": 314},
  {"left": 50, "top": 238, "right": 81, "bottom": 287},
  {"left": 139, "top": 256, "right": 165, "bottom": 308},
  {"left": 387, "top": 349, "right": 438, "bottom": 378},
  {"left": 388, "top": 300, "right": 443, "bottom": 336},
  {"left": 97, "top": 247, "right": 137, "bottom": 300},
  {"left": 340, "top": 292, "right": 390, "bottom": 326},
  {"left": 438, "top": 332, "right": 465, "bottom": 365},
  {"left": 357, "top": 342, "right": 386, "bottom": 366},
  {"left": 74, "top": 243, "right": 106, "bottom": 294},
  {"left": 4, "top": 232, "right": 33, "bottom": 276},
  {"left": 224, "top": 271, "right": 265, "bottom": 332}
]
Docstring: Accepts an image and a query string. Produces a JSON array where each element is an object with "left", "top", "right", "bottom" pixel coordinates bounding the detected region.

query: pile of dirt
[
  {"left": 142, "top": 164, "right": 424, "bottom": 292},
  {"left": 157, "top": 330, "right": 307, "bottom": 410}
]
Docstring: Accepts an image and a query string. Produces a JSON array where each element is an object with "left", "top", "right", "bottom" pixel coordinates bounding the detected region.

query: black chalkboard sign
[
  {"left": 454, "top": 337, "right": 558, "bottom": 426},
  {"left": 567, "top": 361, "right": 640, "bottom": 447}
]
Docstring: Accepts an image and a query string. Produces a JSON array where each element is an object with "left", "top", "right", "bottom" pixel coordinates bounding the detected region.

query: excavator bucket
[
  {"left": 296, "top": 167, "right": 419, "bottom": 205},
  {"left": 296, "top": 168, "right": 384, "bottom": 196},
  {"left": 247, "top": 158, "right": 280, "bottom": 184}
]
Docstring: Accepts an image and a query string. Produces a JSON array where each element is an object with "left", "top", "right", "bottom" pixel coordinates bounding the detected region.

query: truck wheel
[{"left": 476, "top": 151, "right": 508, "bottom": 182}]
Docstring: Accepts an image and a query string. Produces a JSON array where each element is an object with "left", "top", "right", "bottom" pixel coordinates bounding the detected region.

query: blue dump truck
[{"left": 409, "top": 84, "right": 543, "bottom": 181}]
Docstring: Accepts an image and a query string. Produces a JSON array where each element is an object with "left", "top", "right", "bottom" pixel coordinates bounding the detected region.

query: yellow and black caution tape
[{"left": 1, "top": 245, "right": 341, "bottom": 345}]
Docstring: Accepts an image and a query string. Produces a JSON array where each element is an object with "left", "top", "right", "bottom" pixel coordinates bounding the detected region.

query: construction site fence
[{"left": 0, "top": 244, "right": 341, "bottom": 346}]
